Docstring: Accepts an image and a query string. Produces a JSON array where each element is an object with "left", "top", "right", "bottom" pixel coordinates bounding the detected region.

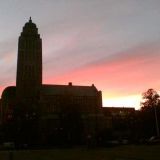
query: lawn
[{"left": 0, "top": 145, "right": 159, "bottom": 160}]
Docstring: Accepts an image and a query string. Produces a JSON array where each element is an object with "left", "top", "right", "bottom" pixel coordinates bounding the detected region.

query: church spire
[{"left": 29, "top": 17, "right": 32, "bottom": 23}]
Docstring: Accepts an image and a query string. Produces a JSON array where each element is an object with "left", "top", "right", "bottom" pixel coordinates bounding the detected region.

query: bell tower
[{"left": 16, "top": 18, "right": 42, "bottom": 100}]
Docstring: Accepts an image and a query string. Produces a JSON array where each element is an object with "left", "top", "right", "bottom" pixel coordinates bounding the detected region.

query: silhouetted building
[
  {"left": 0, "top": 18, "right": 104, "bottom": 146},
  {"left": 102, "top": 107, "right": 136, "bottom": 139},
  {"left": 0, "top": 18, "right": 138, "bottom": 147},
  {"left": 16, "top": 17, "right": 42, "bottom": 101}
]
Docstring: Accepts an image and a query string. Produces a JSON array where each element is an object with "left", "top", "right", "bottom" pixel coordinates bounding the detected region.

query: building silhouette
[
  {"left": 0, "top": 18, "right": 137, "bottom": 147},
  {"left": 0, "top": 18, "right": 105, "bottom": 146},
  {"left": 16, "top": 17, "right": 42, "bottom": 101}
]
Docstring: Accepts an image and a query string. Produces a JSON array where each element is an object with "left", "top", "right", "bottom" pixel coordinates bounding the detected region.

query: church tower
[{"left": 16, "top": 18, "right": 42, "bottom": 101}]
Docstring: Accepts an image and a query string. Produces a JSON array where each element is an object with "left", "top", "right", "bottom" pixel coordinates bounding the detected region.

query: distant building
[
  {"left": 102, "top": 107, "right": 136, "bottom": 139},
  {"left": 103, "top": 107, "right": 135, "bottom": 117}
]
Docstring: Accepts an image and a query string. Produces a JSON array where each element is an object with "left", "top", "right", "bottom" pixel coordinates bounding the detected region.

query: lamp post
[
  {"left": 151, "top": 90, "right": 160, "bottom": 137},
  {"left": 154, "top": 105, "right": 159, "bottom": 137}
]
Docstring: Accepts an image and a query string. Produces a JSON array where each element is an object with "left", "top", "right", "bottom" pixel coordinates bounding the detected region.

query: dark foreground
[{"left": 0, "top": 145, "right": 159, "bottom": 160}]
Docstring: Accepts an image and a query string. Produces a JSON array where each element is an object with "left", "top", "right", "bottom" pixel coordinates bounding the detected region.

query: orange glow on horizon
[{"left": 103, "top": 94, "right": 142, "bottom": 110}]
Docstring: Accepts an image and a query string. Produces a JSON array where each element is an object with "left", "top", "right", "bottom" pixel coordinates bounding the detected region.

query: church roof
[
  {"left": 42, "top": 83, "right": 99, "bottom": 96},
  {"left": 1, "top": 84, "right": 100, "bottom": 99}
]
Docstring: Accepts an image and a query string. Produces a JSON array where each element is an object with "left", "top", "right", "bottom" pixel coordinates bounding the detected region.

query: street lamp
[{"left": 154, "top": 105, "right": 159, "bottom": 137}]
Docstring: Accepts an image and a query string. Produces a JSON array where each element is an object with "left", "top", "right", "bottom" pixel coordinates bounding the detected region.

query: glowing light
[{"left": 103, "top": 94, "right": 142, "bottom": 110}]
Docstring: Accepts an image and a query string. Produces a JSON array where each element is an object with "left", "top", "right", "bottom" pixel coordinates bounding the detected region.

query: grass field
[{"left": 0, "top": 145, "right": 159, "bottom": 160}]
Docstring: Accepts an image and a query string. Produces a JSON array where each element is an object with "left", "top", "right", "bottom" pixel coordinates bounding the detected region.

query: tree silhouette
[
  {"left": 140, "top": 88, "right": 160, "bottom": 137},
  {"left": 141, "top": 89, "right": 160, "bottom": 110}
]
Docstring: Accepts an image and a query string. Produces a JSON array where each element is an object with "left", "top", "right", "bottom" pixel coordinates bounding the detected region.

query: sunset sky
[{"left": 0, "top": 0, "right": 160, "bottom": 109}]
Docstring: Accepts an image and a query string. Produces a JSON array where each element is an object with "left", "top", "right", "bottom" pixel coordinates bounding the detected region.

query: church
[{"left": 0, "top": 18, "right": 105, "bottom": 146}]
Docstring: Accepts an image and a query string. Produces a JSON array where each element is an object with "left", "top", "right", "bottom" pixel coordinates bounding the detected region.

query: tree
[
  {"left": 140, "top": 89, "right": 160, "bottom": 137},
  {"left": 141, "top": 89, "right": 160, "bottom": 110}
]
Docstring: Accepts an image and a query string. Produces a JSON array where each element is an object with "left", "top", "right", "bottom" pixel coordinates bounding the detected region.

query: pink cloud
[{"left": 44, "top": 42, "right": 160, "bottom": 98}]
